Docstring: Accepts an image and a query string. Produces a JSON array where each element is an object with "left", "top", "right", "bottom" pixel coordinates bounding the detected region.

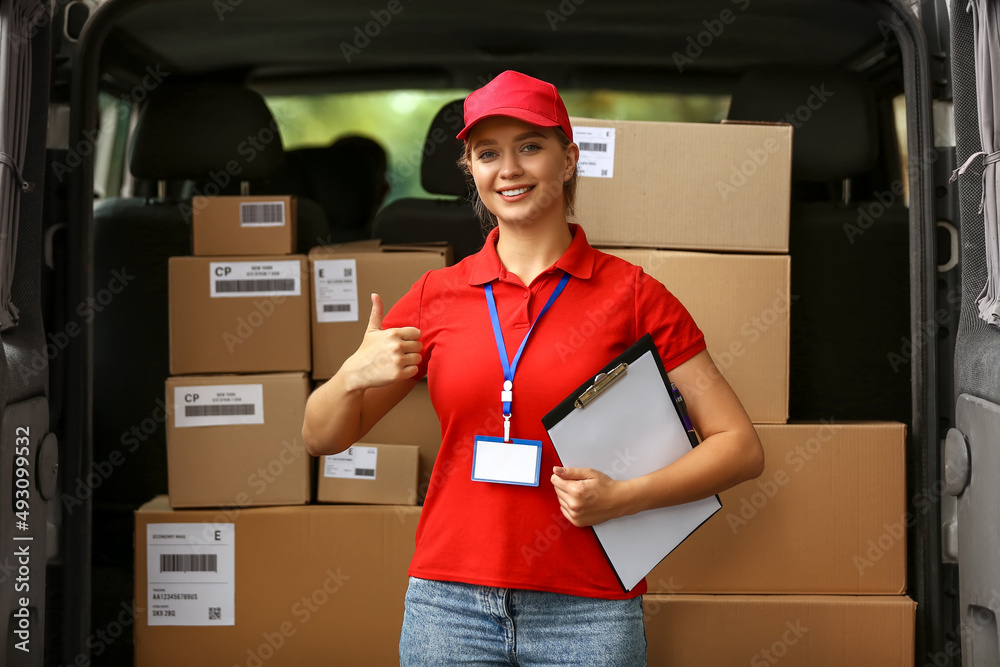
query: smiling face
[{"left": 465, "top": 116, "right": 579, "bottom": 229}]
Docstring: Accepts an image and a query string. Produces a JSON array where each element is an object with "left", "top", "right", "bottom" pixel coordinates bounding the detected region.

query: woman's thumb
[{"left": 367, "top": 293, "right": 384, "bottom": 332}]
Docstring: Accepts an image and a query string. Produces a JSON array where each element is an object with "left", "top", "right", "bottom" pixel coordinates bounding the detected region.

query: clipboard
[{"left": 541, "top": 333, "right": 722, "bottom": 592}]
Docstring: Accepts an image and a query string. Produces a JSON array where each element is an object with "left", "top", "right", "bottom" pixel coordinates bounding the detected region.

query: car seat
[
  {"left": 727, "top": 67, "right": 911, "bottom": 422},
  {"left": 90, "top": 82, "right": 309, "bottom": 502},
  {"left": 371, "top": 99, "right": 486, "bottom": 261}
]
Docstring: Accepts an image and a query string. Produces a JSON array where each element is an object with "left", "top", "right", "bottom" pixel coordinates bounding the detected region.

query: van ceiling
[{"left": 108, "top": 0, "right": 892, "bottom": 90}]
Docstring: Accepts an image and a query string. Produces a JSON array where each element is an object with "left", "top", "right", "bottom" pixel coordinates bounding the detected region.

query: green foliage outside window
[{"left": 266, "top": 90, "right": 729, "bottom": 208}]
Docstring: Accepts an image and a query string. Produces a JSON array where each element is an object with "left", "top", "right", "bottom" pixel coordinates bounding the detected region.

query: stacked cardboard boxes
[
  {"left": 138, "top": 205, "right": 450, "bottom": 665},
  {"left": 308, "top": 242, "right": 450, "bottom": 504},
  {"left": 134, "top": 497, "right": 419, "bottom": 666},
  {"left": 137, "top": 116, "right": 916, "bottom": 664},
  {"left": 166, "top": 196, "right": 311, "bottom": 509},
  {"left": 570, "top": 117, "right": 915, "bottom": 665}
]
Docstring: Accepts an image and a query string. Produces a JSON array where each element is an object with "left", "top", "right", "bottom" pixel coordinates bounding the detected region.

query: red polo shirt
[{"left": 381, "top": 224, "right": 706, "bottom": 599}]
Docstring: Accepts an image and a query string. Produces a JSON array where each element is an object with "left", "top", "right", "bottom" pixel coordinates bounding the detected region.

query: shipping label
[
  {"left": 314, "top": 259, "right": 359, "bottom": 323},
  {"left": 574, "top": 126, "right": 616, "bottom": 178},
  {"left": 209, "top": 260, "right": 301, "bottom": 298},
  {"left": 324, "top": 445, "right": 377, "bottom": 480},
  {"left": 146, "top": 523, "right": 235, "bottom": 626},
  {"left": 173, "top": 384, "right": 264, "bottom": 428},
  {"left": 239, "top": 201, "right": 286, "bottom": 227}
]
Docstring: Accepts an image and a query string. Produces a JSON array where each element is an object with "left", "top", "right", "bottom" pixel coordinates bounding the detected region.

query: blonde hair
[{"left": 459, "top": 126, "right": 578, "bottom": 233}]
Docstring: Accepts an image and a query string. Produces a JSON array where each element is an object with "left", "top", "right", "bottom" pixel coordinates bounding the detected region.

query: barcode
[
  {"left": 354, "top": 468, "right": 375, "bottom": 477},
  {"left": 160, "top": 554, "right": 218, "bottom": 573},
  {"left": 208, "top": 607, "right": 221, "bottom": 620},
  {"left": 344, "top": 267, "right": 353, "bottom": 277},
  {"left": 323, "top": 304, "right": 353, "bottom": 313},
  {"left": 185, "top": 404, "right": 255, "bottom": 417},
  {"left": 579, "top": 142, "right": 607, "bottom": 152},
  {"left": 240, "top": 202, "right": 285, "bottom": 225},
  {"left": 215, "top": 278, "right": 295, "bottom": 293}
]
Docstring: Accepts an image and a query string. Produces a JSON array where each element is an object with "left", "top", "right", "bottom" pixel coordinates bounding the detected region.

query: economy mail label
[
  {"left": 209, "top": 260, "right": 301, "bottom": 298},
  {"left": 574, "top": 126, "right": 616, "bottom": 179},
  {"left": 147, "top": 523, "right": 235, "bottom": 626},
  {"left": 173, "top": 384, "right": 264, "bottom": 428},
  {"left": 324, "top": 445, "right": 378, "bottom": 479},
  {"left": 314, "top": 259, "right": 359, "bottom": 323}
]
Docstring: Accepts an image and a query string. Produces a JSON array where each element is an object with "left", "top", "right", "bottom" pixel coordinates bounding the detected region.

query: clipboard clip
[{"left": 574, "top": 363, "right": 628, "bottom": 409}]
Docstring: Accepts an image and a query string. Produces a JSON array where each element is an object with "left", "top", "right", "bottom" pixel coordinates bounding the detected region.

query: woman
[{"left": 302, "top": 70, "right": 765, "bottom": 666}]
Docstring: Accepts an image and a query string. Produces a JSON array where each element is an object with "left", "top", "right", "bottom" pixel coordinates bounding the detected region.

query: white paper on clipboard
[{"left": 542, "top": 335, "right": 721, "bottom": 592}]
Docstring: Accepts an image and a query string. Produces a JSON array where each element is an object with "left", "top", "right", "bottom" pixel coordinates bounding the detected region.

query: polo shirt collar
[{"left": 468, "top": 223, "right": 596, "bottom": 286}]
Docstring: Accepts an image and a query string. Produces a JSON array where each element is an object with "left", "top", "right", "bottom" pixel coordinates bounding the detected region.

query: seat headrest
[
  {"left": 129, "top": 83, "right": 283, "bottom": 181},
  {"left": 421, "top": 99, "right": 468, "bottom": 197},
  {"left": 727, "top": 67, "right": 878, "bottom": 182}
]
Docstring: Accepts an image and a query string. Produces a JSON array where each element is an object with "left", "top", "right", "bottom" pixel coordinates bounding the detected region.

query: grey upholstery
[
  {"left": 728, "top": 67, "right": 910, "bottom": 422},
  {"left": 372, "top": 100, "right": 486, "bottom": 261}
]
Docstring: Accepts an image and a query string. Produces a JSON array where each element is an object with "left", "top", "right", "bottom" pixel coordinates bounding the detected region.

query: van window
[
  {"left": 266, "top": 90, "right": 729, "bottom": 207},
  {"left": 892, "top": 93, "right": 909, "bottom": 208},
  {"left": 94, "top": 91, "right": 132, "bottom": 199}
]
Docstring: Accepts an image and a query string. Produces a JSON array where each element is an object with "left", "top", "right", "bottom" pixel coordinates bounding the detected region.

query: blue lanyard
[{"left": 485, "top": 271, "right": 571, "bottom": 430}]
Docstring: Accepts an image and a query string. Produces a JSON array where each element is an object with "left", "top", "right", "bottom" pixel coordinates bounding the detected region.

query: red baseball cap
[{"left": 456, "top": 70, "right": 573, "bottom": 142}]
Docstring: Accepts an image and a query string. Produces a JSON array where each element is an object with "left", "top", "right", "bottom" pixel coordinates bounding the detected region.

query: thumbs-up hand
[
  {"left": 342, "top": 293, "right": 422, "bottom": 390},
  {"left": 367, "top": 292, "right": 386, "bottom": 333}
]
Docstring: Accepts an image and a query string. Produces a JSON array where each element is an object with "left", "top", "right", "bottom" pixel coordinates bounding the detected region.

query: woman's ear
[{"left": 565, "top": 143, "right": 580, "bottom": 181}]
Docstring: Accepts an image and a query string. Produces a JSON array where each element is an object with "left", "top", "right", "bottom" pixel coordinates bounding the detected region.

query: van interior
[{"left": 30, "top": 0, "right": 961, "bottom": 663}]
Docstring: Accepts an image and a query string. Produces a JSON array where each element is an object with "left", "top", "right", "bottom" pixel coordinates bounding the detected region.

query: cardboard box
[
  {"left": 165, "top": 373, "right": 311, "bottom": 508},
  {"left": 310, "top": 379, "right": 441, "bottom": 503},
  {"left": 309, "top": 242, "right": 451, "bottom": 380},
  {"left": 169, "top": 255, "right": 310, "bottom": 375},
  {"left": 570, "top": 117, "right": 791, "bottom": 252},
  {"left": 647, "top": 422, "right": 907, "bottom": 594},
  {"left": 135, "top": 496, "right": 419, "bottom": 666},
  {"left": 606, "top": 249, "right": 789, "bottom": 423},
  {"left": 192, "top": 195, "right": 297, "bottom": 256},
  {"left": 317, "top": 443, "right": 419, "bottom": 505},
  {"left": 643, "top": 594, "right": 916, "bottom": 666}
]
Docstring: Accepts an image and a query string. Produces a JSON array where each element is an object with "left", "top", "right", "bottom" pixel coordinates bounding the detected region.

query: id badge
[{"left": 471, "top": 436, "right": 543, "bottom": 487}]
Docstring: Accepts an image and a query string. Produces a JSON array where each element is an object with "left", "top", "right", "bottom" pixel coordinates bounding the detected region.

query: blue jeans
[{"left": 399, "top": 577, "right": 647, "bottom": 666}]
